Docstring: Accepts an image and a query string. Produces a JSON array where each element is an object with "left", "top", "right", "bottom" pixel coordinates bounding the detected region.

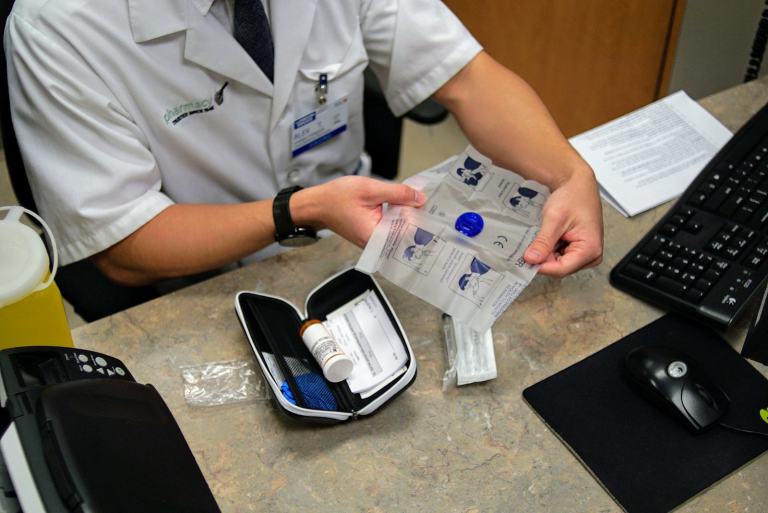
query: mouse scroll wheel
[{"left": 666, "top": 361, "right": 688, "bottom": 378}]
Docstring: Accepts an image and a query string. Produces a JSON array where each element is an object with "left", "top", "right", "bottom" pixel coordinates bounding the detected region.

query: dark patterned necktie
[{"left": 233, "top": 0, "right": 274, "bottom": 82}]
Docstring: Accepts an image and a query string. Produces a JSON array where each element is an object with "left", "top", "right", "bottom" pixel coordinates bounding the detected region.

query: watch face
[{"left": 279, "top": 230, "right": 318, "bottom": 247}]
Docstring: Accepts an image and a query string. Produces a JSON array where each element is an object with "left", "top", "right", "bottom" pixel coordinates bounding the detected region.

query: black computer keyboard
[{"left": 610, "top": 100, "right": 768, "bottom": 328}]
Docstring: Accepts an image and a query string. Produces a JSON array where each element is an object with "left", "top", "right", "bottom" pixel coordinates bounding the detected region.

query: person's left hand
[
  {"left": 296, "top": 175, "right": 427, "bottom": 247},
  {"left": 523, "top": 167, "right": 604, "bottom": 277}
]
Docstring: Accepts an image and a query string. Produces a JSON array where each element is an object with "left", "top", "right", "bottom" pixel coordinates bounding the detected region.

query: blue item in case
[{"left": 280, "top": 373, "right": 338, "bottom": 411}]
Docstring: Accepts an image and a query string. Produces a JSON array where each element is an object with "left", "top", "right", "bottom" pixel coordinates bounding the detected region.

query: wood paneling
[{"left": 445, "top": 0, "right": 686, "bottom": 136}]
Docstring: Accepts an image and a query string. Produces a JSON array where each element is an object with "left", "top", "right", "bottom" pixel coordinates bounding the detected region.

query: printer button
[{"left": 94, "top": 357, "right": 107, "bottom": 367}]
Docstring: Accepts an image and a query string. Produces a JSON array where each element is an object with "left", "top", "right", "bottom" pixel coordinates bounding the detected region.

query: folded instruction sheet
[{"left": 569, "top": 90, "right": 732, "bottom": 217}]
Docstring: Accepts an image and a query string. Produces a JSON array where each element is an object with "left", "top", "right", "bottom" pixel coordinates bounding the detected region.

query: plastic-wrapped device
[
  {"left": 357, "top": 145, "right": 549, "bottom": 333},
  {"left": 442, "top": 314, "right": 497, "bottom": 389}
]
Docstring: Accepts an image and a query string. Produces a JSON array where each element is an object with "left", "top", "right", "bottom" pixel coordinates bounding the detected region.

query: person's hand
[
  {"left": 523, "top": 167, "right": 603, "bottom": 277},
  {"left": 292, "top": 176, "right": 427, "bottom": 247}
]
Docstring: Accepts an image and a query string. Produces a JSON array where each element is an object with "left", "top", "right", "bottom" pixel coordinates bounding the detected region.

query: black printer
[{"left": 0, "top": 346, "right": 221, "bottom": 513}]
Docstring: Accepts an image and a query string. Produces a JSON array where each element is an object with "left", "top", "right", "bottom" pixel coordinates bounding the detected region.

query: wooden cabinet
[{"left": 444, "top": 0, "right": 686, "bottom": 136}]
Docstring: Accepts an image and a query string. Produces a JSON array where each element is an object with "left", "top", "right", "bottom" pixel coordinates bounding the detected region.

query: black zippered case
[{"left": 234, "top": 268, "right": 417, "bottom": 423}]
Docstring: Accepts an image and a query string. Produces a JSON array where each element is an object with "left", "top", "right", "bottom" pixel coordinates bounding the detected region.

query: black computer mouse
[{"left": 623, "top": 345, "right": 730, "bottom": 433}]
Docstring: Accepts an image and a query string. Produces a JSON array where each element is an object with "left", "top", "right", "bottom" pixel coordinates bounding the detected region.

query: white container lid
[
  {"left": 0, "top": 220, "right": 49, "bottom": 307},
  {"left": 323, "top": 354, "right": 354, "bottom": 383}
]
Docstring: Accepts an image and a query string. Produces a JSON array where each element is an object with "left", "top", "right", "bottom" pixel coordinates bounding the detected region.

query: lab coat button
[{"left": 287, "top": 168, "right": 301, "bottom": 184}]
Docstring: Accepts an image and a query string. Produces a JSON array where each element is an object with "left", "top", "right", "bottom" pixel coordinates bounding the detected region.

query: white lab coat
[{"left": 5, "top": 0, "right": 481, "bottom": 264}]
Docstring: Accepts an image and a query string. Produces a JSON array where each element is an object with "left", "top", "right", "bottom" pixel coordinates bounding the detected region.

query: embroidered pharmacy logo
[{"left": 163, "top": 82, "right": 229, "bottom": 126}]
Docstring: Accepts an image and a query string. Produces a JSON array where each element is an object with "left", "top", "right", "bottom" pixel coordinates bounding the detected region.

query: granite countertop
[{"left": 73, "top": 78, "right": 768, "bottom": 513}]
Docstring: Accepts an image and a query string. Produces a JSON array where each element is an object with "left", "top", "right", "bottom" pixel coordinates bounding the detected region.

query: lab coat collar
[
  {"left": 270, "top": 0, "right": 318, "bottom": 128},
  {"left": 129, "top": 0, "right": 274, "bottom": 95}
]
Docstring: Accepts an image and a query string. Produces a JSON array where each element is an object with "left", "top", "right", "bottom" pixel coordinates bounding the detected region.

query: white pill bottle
[{"left": 299, "top": 320, "right": 353, "bottom": 383}]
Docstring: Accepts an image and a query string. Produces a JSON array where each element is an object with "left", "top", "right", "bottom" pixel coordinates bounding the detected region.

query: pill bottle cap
[
  {"left": 323, "top": 353, "right": 354, "bottom": 383},
  {"left": 300, "top": 319, "right": 322, "bottom": 336},
  {"left": 455, "top": 212, "right": 484, "bottom": 237}
]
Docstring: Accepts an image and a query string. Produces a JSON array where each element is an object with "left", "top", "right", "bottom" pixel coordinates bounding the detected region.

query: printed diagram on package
[
  {"left": 450, "top": 155, "right": 494, "bottom": 192},
  {"left": 394, "top": 226, "right": 445, "bottom": 275},
  {"left": 450, "top": 256, "right": 501, "bottom": 306},
  {"left": 504, "top": 182, "right": 546, "bottom": 221}
]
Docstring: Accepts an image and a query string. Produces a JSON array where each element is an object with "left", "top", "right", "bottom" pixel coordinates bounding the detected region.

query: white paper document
[
  {"left": 324, "top": 290, "right": 407, "bottom": 396},
  {"left": 569, "top": 91, "right": 732, "bottom": 217},
  {"left": 356, "top": 146, "right": 549, "bottom": 332}
]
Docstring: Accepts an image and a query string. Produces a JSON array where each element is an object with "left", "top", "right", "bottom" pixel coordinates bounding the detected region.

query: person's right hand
[{"left": 291, "top": 176, "right": 427, "bottom": 247}]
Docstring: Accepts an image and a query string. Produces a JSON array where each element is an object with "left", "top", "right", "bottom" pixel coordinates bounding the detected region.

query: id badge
[{"left": 291, "top": 97, "right": 349, "bottom": 158}]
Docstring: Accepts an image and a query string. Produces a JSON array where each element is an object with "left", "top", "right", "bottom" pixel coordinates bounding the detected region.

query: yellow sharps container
[{"left": 0, "top": 206, "right": 73, "bottom": 349}]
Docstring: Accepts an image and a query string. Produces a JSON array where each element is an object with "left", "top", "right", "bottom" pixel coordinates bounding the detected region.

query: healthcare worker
[{"left": 5, "top": 0, "right": 603, "bottom": 290}]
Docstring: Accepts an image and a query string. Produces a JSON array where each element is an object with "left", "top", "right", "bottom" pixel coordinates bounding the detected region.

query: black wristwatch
[{"left": 273, "top": 186, "right": 318, "bottom": 247}]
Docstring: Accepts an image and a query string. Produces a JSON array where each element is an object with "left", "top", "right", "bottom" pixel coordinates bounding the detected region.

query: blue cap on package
[{"left": 455, "top": 212, "right": 484, "bottom": 237}]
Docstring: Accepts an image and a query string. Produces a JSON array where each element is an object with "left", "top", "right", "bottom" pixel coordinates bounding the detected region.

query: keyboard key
[
  {"left": 723, "top": 246, "right": 742, "bottom": 260},
  {"left": 658, "top": 250, "right": 675, "bottom": 261},
  {"left": 703, "top": 269, "right": 721, "bottom": 282},
  {"left": 679, "top": 272, "right": 697, "bottom": 284},
  {"left": 656, "top": 276, "right": 688, "bottom": 296},
  {"left": 745, "top": 254, "right": 765, "bottom": 269},
  {"left": 734, "top": 206, "right": 755, "bottom": 223},
  {"left": 633, "top": 253, "right": 649, "bottom": 266},
  {"left": 717, "top": 232, "right": 733, "bottom": 243},
  {"left": 683, "top": 221, "right": 702, "bottom": 233},
  {"left": 660, "top": 224, "right": 678, "bottom": 236},
  {"left": 703, "top": 186, "right": 733, "bottom": 210},
  {"left": 694, "top": 278, "right": 714, "bottom": 292},
  {"left": 623, "top": 264, "right": 657, "bottom": 283},
  {"left": 707, "top": 240, "right": 725, "bottom": 254},
  {"left": 670, "top": 214, "right": 686, "bottom": 226},
  {"left": 689, "top": 261, "right": 707, "bottom": 274},
  {"left": 719, "top": 194, "right": 746, "bottom": 216},
  {"left": 712, "top": 260, "right": 730, "bottom": 272},
  {"left": 733, "top": 237, "right": 750, "bottom": 249},
  {"left": 689, "top": 191, "right": 709, "bottom": 206},
  {"left": 685, "top": 288, "right": 705, "bottom": 303},
  {"left": 641, "top": 235, "right": 664, "bottom": 255},
  {"left": 749, "top": 208, "right": 768, "bottom": 229}
]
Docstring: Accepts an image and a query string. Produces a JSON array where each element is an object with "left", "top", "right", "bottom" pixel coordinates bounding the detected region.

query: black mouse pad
[{"left": 523, "top": 314, "right": 768, "bottom": 513}]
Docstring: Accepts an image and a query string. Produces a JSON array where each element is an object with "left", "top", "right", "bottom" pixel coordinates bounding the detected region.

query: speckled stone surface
[{"left": 73, "top": 80, "right": 768, "bottom": 513}]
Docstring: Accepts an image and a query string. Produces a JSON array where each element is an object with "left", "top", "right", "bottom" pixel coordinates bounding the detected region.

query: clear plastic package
[
  {"left": 180, "top": 359, "right": 268, "bottom": 407},
  {"left": 442, "top": 314, "right": 497, "bottom": 389}
]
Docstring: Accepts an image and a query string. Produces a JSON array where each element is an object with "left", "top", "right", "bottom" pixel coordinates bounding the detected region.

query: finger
[
  {"left": 369, "top": 182, "right": 427, "bottom": 207},
  {"left": 537, "top": 244, "right": 601, "bottom": 277},
  {"left": 524, "top": 216, "right": 564, "bottom": 265}
]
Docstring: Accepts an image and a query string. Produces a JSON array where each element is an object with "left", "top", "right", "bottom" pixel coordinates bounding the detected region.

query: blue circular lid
[{"left": 455, "top": 212, "right": 484, "bottom": 237}]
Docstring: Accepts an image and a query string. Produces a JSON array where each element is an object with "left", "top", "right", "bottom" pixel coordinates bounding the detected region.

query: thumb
[
  {"left": 371, "top": 182, "right": 427, "bottom": 207},
  {"left": 525, "top": 218, "right": 562, "bottom": 265}
]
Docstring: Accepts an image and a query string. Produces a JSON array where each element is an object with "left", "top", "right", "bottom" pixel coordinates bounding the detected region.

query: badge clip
[{"left": 315, "top": 73, "right": 328, "bottom": 105}]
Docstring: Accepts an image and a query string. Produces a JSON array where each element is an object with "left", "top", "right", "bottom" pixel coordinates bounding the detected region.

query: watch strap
[{"left": 273, "top": 186, "right": 301, "bottom": 239}]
